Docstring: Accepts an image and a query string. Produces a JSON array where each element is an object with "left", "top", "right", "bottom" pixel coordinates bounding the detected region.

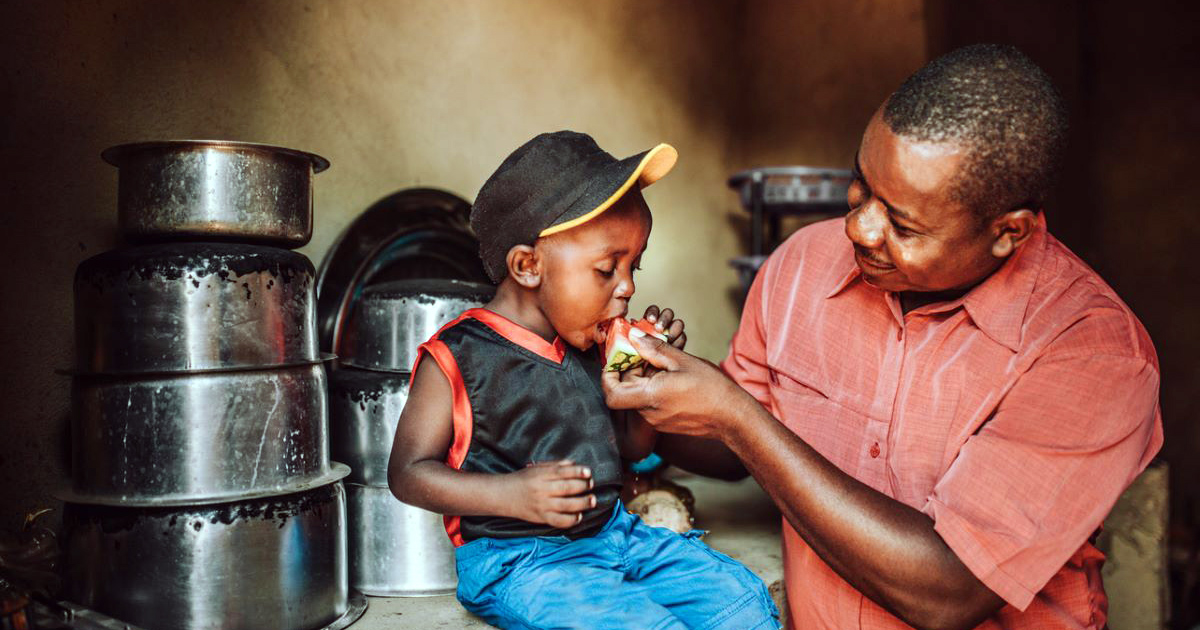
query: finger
[
  {"left": 643, "top": 304, "right": 661, "bottom": 323},
  {"left": 656, "top": 308, "right": 675, "bottom": 332},
  {"left": 627, "top": 328, "right": 682, "bottom": 372},
  {"left": 526, "top": 459, "right": 574, "bottom": 468},
  {"left": 602, "top": 369, "right": 654, "bottom": 410},
  {"left": 666, "top": 318, "right": 685, "bottom": 343},
  {"left": 546, "top": 511, "right": 585, "bottom": 529},
  {"left": 552, "top": 494, "right": 596, "bottom": 514},
  {"left": 549, "top": 478, "right": 592, "bottom": 497},
  {"left": 671, "top": 331, "right": 687, "bottom": 349},
  {"left": 549, "top": 464, "right": 591, "bottom": 480}
]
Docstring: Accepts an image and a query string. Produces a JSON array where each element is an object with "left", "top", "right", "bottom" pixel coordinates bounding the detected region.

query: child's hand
[
  {"left": 642, "top": 305, "right": 686, "bottom": 350},
  {"left": 509, "top": 459, "right": 595, "bottom": 528}
]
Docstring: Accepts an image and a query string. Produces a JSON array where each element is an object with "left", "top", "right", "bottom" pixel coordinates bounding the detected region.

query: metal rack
[{"left": 727, "top": 166, "right": 852, "bottom": 292}]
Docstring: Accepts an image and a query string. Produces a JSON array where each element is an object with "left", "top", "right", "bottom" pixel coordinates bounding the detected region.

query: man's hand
[
  {"left": 601, "top": 329, "right": 754, "bottom": 440},
  {"left": 506, "top": 460, "right": 595, "bottom": 528}
]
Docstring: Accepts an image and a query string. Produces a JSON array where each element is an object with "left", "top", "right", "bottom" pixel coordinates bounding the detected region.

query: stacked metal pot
[
  {"left": 329, "top": 278, "right": 493, "bottom": 596},
  {"left": 62, "top": 141, "right": 359, "bottom": 630}
]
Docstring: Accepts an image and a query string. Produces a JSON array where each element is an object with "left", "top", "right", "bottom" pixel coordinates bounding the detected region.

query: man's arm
[{"left": 604, "top": 337, "right": 1003, "bottom": 630}]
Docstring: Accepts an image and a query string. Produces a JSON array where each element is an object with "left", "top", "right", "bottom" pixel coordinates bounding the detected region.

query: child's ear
[{"left": 506, "top": 245, "right": 542, "bottom": 288}]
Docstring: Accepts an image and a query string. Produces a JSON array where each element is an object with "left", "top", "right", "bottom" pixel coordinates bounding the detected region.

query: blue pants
[{"left": 455, "top": 503, "right": 781, "bottom": 630}]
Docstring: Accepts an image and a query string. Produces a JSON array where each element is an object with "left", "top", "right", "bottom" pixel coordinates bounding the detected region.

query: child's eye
[{"left": 595, "top": 267, "right": 615, "bottom": 278}]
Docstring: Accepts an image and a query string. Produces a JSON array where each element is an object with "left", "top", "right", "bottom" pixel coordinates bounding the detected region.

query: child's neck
[{"left": 485, "top": 281, "right": 557, "bottom": 343}]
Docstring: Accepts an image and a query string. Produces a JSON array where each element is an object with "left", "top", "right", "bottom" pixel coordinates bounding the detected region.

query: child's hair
[{"left": 470, "top": 130, "right": 676, "bottom": 282}]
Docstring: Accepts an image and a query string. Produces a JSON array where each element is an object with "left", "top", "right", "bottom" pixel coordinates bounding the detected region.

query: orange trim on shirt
[
  {"left": 462, "top": 307, "right": 566, "bottom": 364},
  {"left": 412, "top": 315, "right": 476, "bottom": 548}
]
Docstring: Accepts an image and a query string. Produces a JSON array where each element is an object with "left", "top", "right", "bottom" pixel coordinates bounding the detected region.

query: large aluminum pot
[
  {"left": 338, "top": 279, "right": 493, "bottom": 372},
  {"left": 346, "top": 483, "right": 456, "bottom": 597},
  {"left": 74, "top": 242, "right": 318, "bottom": 374},
  {"left": 63, "top": 481, "right": 349, "bottom": 630},
  {"left": 102, "top": 140, "right": 329, "bottom": 248},
  {"left": 68, "top": 362, "right": 344, "bottom": 506},
  {"left": 329, "top": 367, "right": 408, "bottom": 486}
]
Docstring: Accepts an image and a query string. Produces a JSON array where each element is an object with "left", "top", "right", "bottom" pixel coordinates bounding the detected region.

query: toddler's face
[{"left": 534, "top": 192, "right": 652, "bottom": 351}]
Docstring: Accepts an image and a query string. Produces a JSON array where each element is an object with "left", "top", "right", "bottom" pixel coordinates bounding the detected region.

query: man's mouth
[{"left": 854, "top": 248, "right": 895, "bottom": 271}]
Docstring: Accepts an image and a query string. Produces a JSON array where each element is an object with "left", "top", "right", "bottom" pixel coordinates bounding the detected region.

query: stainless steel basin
[
  {"left": 329, "top": 367, "right": 408, "bottom": 486},
  {"left": 338, "top": 279, "right": 493, "bottom": 372},
  {"left": 346, "top": 483, "right": 456, "bottom": 597},
  {"left": 74, "top": 242, "right": 318, "bottom": 374},
  {"left": 63, "top": 481, "right": 350, "bottom": 630},
  {"left": 68, "top": 362, "right": 339, "bottom": 506},
  {"left": 102, "top": 140, "right": 328, "bottom": 248}
]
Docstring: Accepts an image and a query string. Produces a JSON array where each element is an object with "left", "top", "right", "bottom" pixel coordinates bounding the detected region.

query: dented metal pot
[
  {"left": 338, "top": 279, "right": 493, "bottom": 372},
  {"left": 63, "top": 481, "right": 349, "bottom": 630},
  {"left": 74, "top": 242, "right": 318, "bottom": 374},
  {"left": 67, "top": 362, "right": 344, "bottom": 506},
  {"left": 102, "top": 140, "right": 328, "bottom": 248},
  {"left": 328, "top": 367, "right": 409, "bottom": 486},
  {"left": 346, "top": 483, "right": 456, "bottom": 597}
]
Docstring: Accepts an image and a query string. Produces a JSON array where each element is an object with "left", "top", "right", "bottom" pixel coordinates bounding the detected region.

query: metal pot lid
[
  {"left": 316, "top": 188, "right": 489, "bottom": 352},
  {"left": 56, "top": 462, "right": 351, "bottom": 508},
  {"left": 102, "top": 139, "right": 330, "bottom": 173}
]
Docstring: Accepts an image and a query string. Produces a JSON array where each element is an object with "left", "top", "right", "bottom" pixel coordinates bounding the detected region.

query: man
[{"left": 603, "top": 44, "right": 1161, "bottom": 629}]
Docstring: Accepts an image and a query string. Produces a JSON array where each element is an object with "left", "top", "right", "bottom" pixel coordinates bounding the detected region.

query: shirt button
[{"left": 869, "top": 442, "right": 881, "bottom": 458}]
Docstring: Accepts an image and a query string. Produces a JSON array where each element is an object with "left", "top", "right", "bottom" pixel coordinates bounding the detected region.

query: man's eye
[{"left": 890, "top": 219, "right": 913, "bottom": 236}]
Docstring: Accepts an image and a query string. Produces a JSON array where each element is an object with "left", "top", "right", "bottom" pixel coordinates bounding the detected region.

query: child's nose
[{"left": 614, "top": 272, "right": 635, "bottom": 300}]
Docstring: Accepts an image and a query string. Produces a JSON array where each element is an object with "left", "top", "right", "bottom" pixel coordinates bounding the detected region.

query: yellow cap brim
[{"left": 538, "top": 143, "right": 678, "bottom": 237}]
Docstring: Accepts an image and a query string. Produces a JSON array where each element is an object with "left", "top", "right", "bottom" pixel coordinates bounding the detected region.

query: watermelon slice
[{"left": 602, "top": 317, "right": 668, "bottom": 372}]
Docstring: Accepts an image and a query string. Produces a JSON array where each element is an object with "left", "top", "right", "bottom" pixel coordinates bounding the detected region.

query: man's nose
[{"left": 846, "top": 202, "right": 887, "bottom": 249}]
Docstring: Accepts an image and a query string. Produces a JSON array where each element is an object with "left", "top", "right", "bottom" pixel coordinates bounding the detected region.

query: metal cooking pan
[
  {"left": 329, "top": 367, "right": 409, "bottom": 486},
  {"left": 74, "top": 242, "right": 318, "bottom": 374},
  {"left": 102, "top": 140, "right": 328, "bottom": 248},
  {"left": 338, "top": 279, "right": 493, "bottom": 372},
  {"left": 63, "top": 481, "right": 349, "bottom": 630},
  {"left": 67, "top": 362, "right": 344, "bottom": 507},
  {"left": 346, "top": 483, "right": 456, "bottom": 597},
  {"left": 315, "top": 188, "right": 488, "bottom": 352}
]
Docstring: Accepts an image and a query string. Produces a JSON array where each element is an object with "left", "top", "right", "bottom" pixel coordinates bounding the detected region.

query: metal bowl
[
  {"left": 346, "top": 483, "right": 456, "bottom": 597},
  {"left": 63, "top": 481, "right": 349, "bottom": 630},
  {"left": 67, "top": 362, "right": 341, "bottom": 506},
  {"left": 338, "top": 279, "right": 494, "bottom": 372},
  {"left": 329, "top": 367, "right": 409, "bottom": 486},
  {"left": 102, "top": 140, "right": 329, "bottom": 248},
  {"left": 74, "top": 242, "right": 318, "bottom": 374}
]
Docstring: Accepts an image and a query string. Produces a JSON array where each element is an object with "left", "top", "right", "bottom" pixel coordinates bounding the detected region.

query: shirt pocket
[{"left": 767, "top": 367, "right": 867, "bottom": 468}]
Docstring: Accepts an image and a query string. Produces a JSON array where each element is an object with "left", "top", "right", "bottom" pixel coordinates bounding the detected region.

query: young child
[{"left": 388, "top": 131, "right": 780, "bottom": 630}]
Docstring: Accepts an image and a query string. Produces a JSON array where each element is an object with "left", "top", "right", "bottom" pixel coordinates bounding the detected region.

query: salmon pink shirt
[{"left": 722, "top": 217, "right": 1161, "bottom": 629}]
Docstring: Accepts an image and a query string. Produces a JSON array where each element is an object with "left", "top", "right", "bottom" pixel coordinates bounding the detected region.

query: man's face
[
  {"left": 845, "top": 110, "right": 1002, "bottom": 293},
  {"left": 534, "top": 192, "right": 652, "bottom": 350}
]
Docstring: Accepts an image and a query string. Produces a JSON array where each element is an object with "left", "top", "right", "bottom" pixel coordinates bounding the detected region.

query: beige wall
[{"left": 0, "top": 0, "right": 927, "bottom": 522}]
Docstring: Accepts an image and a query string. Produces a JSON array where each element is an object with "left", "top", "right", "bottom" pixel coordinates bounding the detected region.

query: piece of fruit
[{"left": 602, "top": 317, "right": 668, "bottom": 372}]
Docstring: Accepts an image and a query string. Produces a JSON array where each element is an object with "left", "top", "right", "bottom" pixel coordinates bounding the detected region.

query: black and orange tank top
[{"left": 414, "top": 308, "right": 621, "bottom": 546}]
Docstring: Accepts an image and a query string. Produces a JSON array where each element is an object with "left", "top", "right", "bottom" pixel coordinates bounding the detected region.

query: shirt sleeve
[
  {"left": 922, "top": 320, "right": 1162, "bottom": 610},
  {"left": 720, "top": 256, "right": 774, "bottom": 413}
]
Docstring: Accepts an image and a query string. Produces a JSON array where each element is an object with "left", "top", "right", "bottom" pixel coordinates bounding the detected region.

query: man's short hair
[{"left": 883, "top": 43, "right": 1069, "bottom": 223}]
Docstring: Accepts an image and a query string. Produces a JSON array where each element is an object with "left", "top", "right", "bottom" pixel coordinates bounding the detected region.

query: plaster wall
[{"left": 0, "top": 0, "right": 750, "bottom": 521}]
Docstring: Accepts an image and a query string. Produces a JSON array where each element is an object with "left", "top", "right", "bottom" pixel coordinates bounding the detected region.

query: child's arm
[
  {"left": 613, "top": 305, "right": 688, "bottom": 461},
  {"left": 388, "top": 358, "right": 596, "bottom": 528}
]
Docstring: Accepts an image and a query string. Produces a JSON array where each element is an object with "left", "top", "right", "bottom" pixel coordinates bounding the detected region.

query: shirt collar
[{"left": 824, "top": 214, "right": 1048, "bottom": 352}]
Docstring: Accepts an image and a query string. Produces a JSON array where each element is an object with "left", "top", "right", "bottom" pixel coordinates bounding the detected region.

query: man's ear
[
  {"left": 989, "top": 208, "right": 1038, "bottom": 258},
  {"left": 506, "top": 244, "right": 542, "bottom": 288}
]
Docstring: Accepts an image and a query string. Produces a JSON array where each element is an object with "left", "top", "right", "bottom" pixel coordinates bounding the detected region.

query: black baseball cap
[{"left": 471, "top": 130, "right": 677, "bottom": 282}]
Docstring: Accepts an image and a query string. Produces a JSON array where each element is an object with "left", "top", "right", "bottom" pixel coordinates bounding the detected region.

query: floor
[{"left": 350, "top": 473, "right": 784, "bottom": 629}]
